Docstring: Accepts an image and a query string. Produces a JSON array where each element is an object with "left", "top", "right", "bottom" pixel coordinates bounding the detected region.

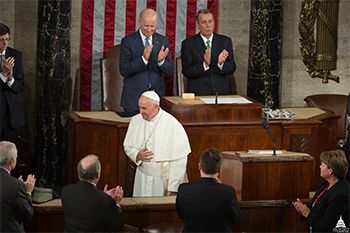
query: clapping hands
[
  {"left": 218, "top": 49, "right": 229, "bottom": 65},
  {"left": 292, "top": 198, "right": 310, "bottom": 217},
  {"left": 2, "top": 57, "right": 14, "bottom": 79},
  {"left": 143, "top": 45, "right": 153, "bottom": 61},
  {"left": 104, "top": 184, "right": 124, "bottom": 204},
  {"left": 19, "top": 174, "right": 36, "bottom": 193},
  {"left": 157, "top": 46, "right": 169, "bottom": 63}
]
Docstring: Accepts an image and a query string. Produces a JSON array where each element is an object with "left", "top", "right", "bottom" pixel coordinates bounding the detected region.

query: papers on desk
[
  {"left": 263, "top": 108, "right": 295, "bottom": 120},
  {"left": 199, "top": 97, "right": 252, "bottom": 104},
  {"left": 247, "top": 150, "right": 284, "bottom": 155}
]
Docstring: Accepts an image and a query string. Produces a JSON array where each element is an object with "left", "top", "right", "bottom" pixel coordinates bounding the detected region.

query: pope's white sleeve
[
  {"left": 124, "top": 145, "right": 139, "bottom": 164},
  {"left": 167, "top": 156, "right": 188, "bottom": 192}
]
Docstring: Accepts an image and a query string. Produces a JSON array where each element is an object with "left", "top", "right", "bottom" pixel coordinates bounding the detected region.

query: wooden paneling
[
  {"left": 161, "top": 96, "right": 262, "bottom": 123},
  {"left": 24, "top": 198, "right": 310, "bottom": 232},
  {"left": 66, "top": 107, "right": 337, "bottom": 196},
  {"left": 221, "top": 152, "right": 313, "bottom": 201}
]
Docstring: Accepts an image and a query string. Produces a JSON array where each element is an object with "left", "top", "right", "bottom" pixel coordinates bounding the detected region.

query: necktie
[
  {"left": 0, "top": 54, "right": 4, "bottom": 73},
  {"left": 206, "top": 40, "right": 211, "bottom": 50},
  {"left": 145, "top": 37, "right": 150, "bottom": 47}
]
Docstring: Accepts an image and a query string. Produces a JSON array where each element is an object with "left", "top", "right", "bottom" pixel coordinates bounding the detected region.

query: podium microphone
[{"left": 263, "top": 114, "right": 277, "bottom": 156}]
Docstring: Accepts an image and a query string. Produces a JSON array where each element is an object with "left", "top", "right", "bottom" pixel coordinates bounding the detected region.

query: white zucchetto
[{"left": 141, "top": 91, "right": 160, "bottom": 103}]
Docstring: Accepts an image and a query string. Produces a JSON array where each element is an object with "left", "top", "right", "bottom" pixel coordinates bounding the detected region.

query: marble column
[
  {"left": 35, "top": 0, "right": 71, "bottom": 187},
  {"left": 247, "top": 0, "right": 282, "bottom": 108}
]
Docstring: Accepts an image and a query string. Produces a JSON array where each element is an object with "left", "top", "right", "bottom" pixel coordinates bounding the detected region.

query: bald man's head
[
  {"left": 139, "top": 8, "right": 157, "bottom": 38},
  {"left": 77, "top": 155, "right": 101, "bottom": 182}
]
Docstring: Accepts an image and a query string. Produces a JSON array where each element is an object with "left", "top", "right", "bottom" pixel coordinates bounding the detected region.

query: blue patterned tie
[{"left": 145, "top": 37, "right": 150, "bottom": 47}]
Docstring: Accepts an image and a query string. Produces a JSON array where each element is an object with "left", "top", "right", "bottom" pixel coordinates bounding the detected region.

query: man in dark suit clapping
[
  {"left": 176, "top": 148, "right": 241, "bottom": 232},
  {"left": 119, "top": 8, "right": 174, "bottom": 116},
  {"left": 61, "top": 154, "right": 124, "bottom": 232},
  {"left": 0, "top": 23, "right": 25, "bottom": 144},
  {"left": 181, "top": 9, "right": 236, "bottom": 96},
  {"left": 0, "top": 141, "right": 36, "bottom": 232}
]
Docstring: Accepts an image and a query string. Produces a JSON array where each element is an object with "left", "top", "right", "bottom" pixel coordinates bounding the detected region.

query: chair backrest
[
  {"left": 304, "top": 94, "right": 348, "bottom": 139},
  {"left": 175, "top": 56, "right": 237, "bottom": 95},
  {"left": 175, "top": 56, "right": 187, "bottom": 96},
  {"left": 100, "top": 44, "right": 123, "bottom": 112}
]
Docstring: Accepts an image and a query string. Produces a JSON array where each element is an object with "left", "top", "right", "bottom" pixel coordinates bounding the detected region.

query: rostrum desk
[
  {"left": 66, "top": 96, "right": 338, "bottom": 196},
  {"left": 220, "top": 151, "right": 314, "bottom": 201}
]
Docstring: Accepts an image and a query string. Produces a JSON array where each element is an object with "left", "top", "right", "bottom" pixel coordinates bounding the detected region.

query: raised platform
[{"left": 25, "top": 197, "right": 310, "bottom": 232}]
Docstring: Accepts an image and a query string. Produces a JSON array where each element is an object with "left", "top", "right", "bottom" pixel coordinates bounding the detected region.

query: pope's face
[
  {"left": 197, "top": 12, "right": 214, "bottom": 38},
  {"left": 0, "top": 33, "right": 10, "bottom": 53},
  {"left": 138, "top": 96, "right": 159, "bottom": 121}
]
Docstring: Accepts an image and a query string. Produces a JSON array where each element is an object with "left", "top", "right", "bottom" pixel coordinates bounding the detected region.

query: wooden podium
[
  {"left": 161, "top": 95, "right": 262, "bottom": 123},
  {"left": 220, "top": 151, "right": 314, "bottom": 201},
  {"left": 66, "top": 95, "right": 338, "bottom": 196},
  {"left": 160, "top": 96, "right": 337, "bottom": 189}
]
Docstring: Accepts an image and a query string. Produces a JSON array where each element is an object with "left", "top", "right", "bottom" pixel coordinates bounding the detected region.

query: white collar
[
  {"left": 83, "top": 180, "right": 97, "bottom": 186},
  {"left": 0, "top": 166, "right": 11, "bottom": 174},
  {"left": 139, "top": 30, "right": 152, "bottom": 43},
  {"left": 200, "top": 33, "right": 213, "bottom": 44},
  {"left": 148, "top": 108, "right": 162, "bottom": 122},
  {"left": 0, "top": 50, "right": 5, "bottom": 56}
]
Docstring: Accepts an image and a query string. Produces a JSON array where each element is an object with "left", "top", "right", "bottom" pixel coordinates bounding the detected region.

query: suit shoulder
[
  {"left": 178, "top": 182, "right": 190, "bottom": 190},
  {"left": 332, "top": 179, "right": 350, "bottom": 195},
  {"left": 215, "top": 33, "right": 231, "bottom": 39},
  {"left": 121, "top": 31, "right": 139, "bottom": 42},
  {"left": 220, "top": 183, "right": 236, "bottom": 193},
  {"left": 154, "top": 32, "right": 166, "bottom": 39},
  {"left": 62, "top": 183, "right": 75, "bottom": 192},
  {"left": 182, "top": 34, "right": 200, "bottom": 45},
  {"left": 7, "top": 47, "right": 22, "bottom": 56},
  {"left": 1, "top": 173, "right": 22, "bottom": 186}
]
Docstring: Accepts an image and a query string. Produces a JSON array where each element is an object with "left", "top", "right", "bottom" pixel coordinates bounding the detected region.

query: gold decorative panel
[{"left": 299, "top": 0, "right": 340, "bottom": 83}]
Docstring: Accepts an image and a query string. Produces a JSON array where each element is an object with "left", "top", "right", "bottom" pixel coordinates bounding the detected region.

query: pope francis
[{"left": 123, "top": 91, "right": 191, "bottom": 197}]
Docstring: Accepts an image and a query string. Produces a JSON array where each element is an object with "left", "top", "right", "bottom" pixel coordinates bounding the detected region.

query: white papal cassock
[{"left": 124, "top": 108, "right": 191, "bottom": 197}]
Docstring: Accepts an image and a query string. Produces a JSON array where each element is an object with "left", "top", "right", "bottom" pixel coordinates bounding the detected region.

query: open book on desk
[
  {"left": 199, "top": 96, "right": 252, "bottom": 104},
  {"left": 247, "top": 150, "right": 284, "bottom": 155}
]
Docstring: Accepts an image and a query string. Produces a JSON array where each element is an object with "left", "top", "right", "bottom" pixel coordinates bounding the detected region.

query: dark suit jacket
[
  {"left": 119, "top": 30, "right": 174, "bottom": 112},
  {"left": 61, "top": 181, "right": 123, "bottom": 232},
  {"left": 0, "top": 47, "right": 25, "bottom": 131},
  {"left": 0, "top": 168, "right": 33, "bottom": 232},
  {"left": 181, "top": 33, "right": 236, "bottom": 95},
  {"left": 347, "top": 92, "right": 350, "bottom": 180},
  {"left": 176, "top": 177, "right": 241, "bottom": 232},
  {"left": 306, "top": 178, "right": 349, "bottom": 232}
]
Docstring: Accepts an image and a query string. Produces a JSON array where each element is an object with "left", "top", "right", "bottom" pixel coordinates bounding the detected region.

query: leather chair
[
  {"left": 304, "top": 94, "right": 348, "bottom": 146},
  {"left": 100, "top": 44, "right": 124, "bottom": 112},
  {"left": 175, "top": 56, "right": 187, "bottom": 96},
  {"left": 175, "top": 56, "right": 237, "bottom": 95}
]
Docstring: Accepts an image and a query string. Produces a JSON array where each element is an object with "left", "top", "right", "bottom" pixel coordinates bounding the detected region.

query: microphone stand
[{"left": 263, "top": 116, "right": 276, "bottom": 156}]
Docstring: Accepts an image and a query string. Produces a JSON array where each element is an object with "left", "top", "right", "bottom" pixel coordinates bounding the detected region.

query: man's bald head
[
  {"left": 139, "top": 8, "right": 157, "bottom": 21},
  {"left": 139, "top": 8, "right": 157, "bottom": 38},
  {"left": 77, "top": 155, "right": 101, "bottom": 182}
]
